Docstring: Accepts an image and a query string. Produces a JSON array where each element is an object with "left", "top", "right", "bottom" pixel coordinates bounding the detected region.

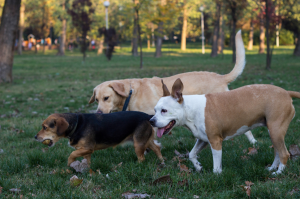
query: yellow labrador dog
[{"left": 89, "top": 30, "right": 256, "bottom": 144}]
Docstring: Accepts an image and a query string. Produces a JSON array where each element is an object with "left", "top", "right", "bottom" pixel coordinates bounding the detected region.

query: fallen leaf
[
  {"left": 180, "top": 164, "right": 190, "bottom": 172},
  {"left": 193, "top": 195, "right": 199, "bottom": 198},
  {"left": 50, "top": 170, "right": 56, "bottom": 174},
  {"left": 89, "top": 169, "right": 95, "bottom": 176},
  {"left": 241, "top": 155, "right": 249, "bottom": 160},
  {"left": 9, "top": 188, "right": 21, "bottom": 193},
  {"left": 0, "top": 186, "right": 2, "bottom": 194},
  {"left": 248, "top": 147, "right": 258, "bottom": 155},
  {"left": 177, "top": 179, "right": 188, "bottom": 187},
  {"left": 122, "top": 191, "right": 150, "bottom": 198},
  {"left": 152, "top": 174, "right": 173, "bottom": 185},
  {"left": 96, "top": 169, "right": 101, "bottom": 175},
  {"left": 240, "top": 181, "right": 254, "bottom": 197},
  {"left": 288, "top": 187, "right": 299, "bottom": 195},
  {"left": 93, "top": 186, "right": 101, "bottom": 193},
  {"left": 132, "top": 189, "right": 137, "bottom": 193},
  {"left": 70, "top": 159, "right": 89, "bottom": 173},
  {"left": 289, "top": 145, "right": 300, "bottom": 156},
  {"left": 111, "top": 162, "right": 123, "bottom": 172},
  {"left": 70, "top": 175, "right": 83, "bottom": 187}
]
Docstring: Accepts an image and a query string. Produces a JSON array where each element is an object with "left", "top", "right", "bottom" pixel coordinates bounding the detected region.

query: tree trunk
[
  {"left": 181, "top": 0, "right": 187, "bottom": 51},
  {"left": 0, "top": 0, "right": 21, "bottom": 83},
  {"left": 265, "top": 0, "right": 271, "bottom": 70},
  {"left": 247, "top": 18, "right": 254, "bottom": 50},
  {"left": 259, "top": 5, "right": 265, "bottom": 54},
  {"left": 136, "top": 8, "right": 143, "bottom": 69},
  {"left": 294, "top": 34, "right": 300, "bottom": 56},
  {"left": 230, "top": 2, "right": 237, "bottom": 63},
  {"left": 18, "top": 2, "right": 25, "bottom": 55},
  {"left": 210, "top": 2, "right": 220, "bottom": 57},
  {"left": 132, "top": 0, "right": 138, "bottom": 56},
  {"left": 228, "top": 20, "right": 232, "bottom": 48},
  {"left": 151, "top": 24, "right": 155, "bottom": 47},
  {"left": 218, "top": 14, "right": 223, "bottom": 54},
  {"left": 147, "top": 35, "right": 150, "bottom": 49},
  {"left": 57, "top": 2, "right": 66, "bottom": 56},
  {"left": 97, "top": 39, "right": 103, "bottom": 55},
  {"left": 155, "top": 21, "right": 163, "bottom": 58}
]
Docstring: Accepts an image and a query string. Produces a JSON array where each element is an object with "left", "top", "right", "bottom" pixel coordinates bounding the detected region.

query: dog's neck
[
  {"left": 62, "top": 114, "right": 79, "bottom": 138},
  {"left": 180, "top": 95, "right": 207, "bottom": 132}
]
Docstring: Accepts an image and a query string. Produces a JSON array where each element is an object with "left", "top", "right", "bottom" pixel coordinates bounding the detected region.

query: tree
[
  {"left": 210, "top": 1, "right": 221, "bottom": 57},
  {"left": 181, "top": 0, "right": 187, "bottom": 50},
  {"left": 68, "top": 0, "right": 95, "bottom": 61},
  {"left": 280, "top": 0, "right": 300, "bottom": 56},
  {"left": 18, "top": 2, "right": 25, "bottom": 55},
  {"left": 132, "top": 0, "right": 139, "bottom": 56},
  {"left": 57, "top": 0, "right": 67, "bottom": 56},
  {"left": 224, "top": 0, "right": 248, "bottom": 62},
  {"left": 0, "top": 0, "right": 21, "bottom": 83}
]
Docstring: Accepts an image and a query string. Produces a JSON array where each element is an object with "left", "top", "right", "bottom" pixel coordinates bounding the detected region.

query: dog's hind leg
[
  {"left": 189, "top": 139, "right": 208, "bottom": 172},
  {"left": 84, "top": 154, "right": 92, "bottom": 165},
  {"left": 244, "top": 130, "right": 257, "bottom": 144},
  {"left": 148, "top": 140, "right": 164, "bottom": 163}
]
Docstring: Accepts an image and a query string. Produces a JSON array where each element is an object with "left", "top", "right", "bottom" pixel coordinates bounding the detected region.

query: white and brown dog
[
  {"left": 89, "top": 30, "right": 256, "bottom": 145},
  {"left": 150, "top": 78, "right": 300, "bottom": 175}
]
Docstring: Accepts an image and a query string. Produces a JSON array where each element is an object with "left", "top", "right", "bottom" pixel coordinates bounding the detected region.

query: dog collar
[
  {"left": 122, "top": 89, "right": 133, "bottom": 111},
  {"left": 67, "top": 114, "right": 78, "bottom": 139}
]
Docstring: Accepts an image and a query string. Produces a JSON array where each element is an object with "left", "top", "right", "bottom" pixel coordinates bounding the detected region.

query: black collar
[
  {"left": 122, "top": 89, "right": 133, "bottom": 111},
  {"left": 67, "top": 114, "right": 78, "bottom": 139}
]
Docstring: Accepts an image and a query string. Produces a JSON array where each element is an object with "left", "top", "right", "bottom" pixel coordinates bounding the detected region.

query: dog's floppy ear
[
  {"left": 55, "top": 117, "right": 69, "bottom": 136},
  {"left": 161, "top": 79, "right": 170, "bottom": 97},
  {"left": 109, "top": 82, "right": 128, "bottom": 97},
  {"left": 89, "top": 89, "right": 96, "bottom": 104},
  {"left": 171, "top": 78, "right": 184, "bottom": 104}
]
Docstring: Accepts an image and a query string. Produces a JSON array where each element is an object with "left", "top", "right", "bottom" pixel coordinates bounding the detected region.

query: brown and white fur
[
  {"left": 89, "top": 30, "right": 256, "bottom": 145},
  {"left": 150, "top": 78, "right": 300, "bottom": 175}
]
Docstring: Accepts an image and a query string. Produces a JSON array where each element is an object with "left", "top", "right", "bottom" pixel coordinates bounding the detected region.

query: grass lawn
[{"left": 0, "top": 44, "right": 300, "bottom": 198}]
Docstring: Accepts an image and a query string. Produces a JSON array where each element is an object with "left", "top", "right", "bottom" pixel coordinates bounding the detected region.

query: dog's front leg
[
  {"left": 189, "top": 139, "right": 208, "bottom": 172},
  {"left": 68, "top": 149, "right": 93, "bottom": 166},
  {"left": 210, "top": 144, "right": 222, "bottom": 174}
]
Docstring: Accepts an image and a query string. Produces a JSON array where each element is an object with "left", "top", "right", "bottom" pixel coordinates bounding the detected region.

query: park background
[{"left": 0, "top": 0, "right": 300, "bottom": 198}]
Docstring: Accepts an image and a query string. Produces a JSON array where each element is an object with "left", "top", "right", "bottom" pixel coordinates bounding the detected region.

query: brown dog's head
[
  {"left": 35, "top": 114, "right": 69, "bottom": 147},
  {"left": 88, "top": 81, "right": 129, "bottom": 113}
]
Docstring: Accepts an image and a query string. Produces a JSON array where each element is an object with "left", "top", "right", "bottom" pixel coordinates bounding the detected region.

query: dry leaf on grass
[
  {"left": 288, "top": 187, "right": 299, "bottom": 195},
  {"left": 122, "top": 191, "right": 150, "bottom": 199},
  {"left": 174, "top": 150, "right": 189, "bottom": 158},
  {"left": 240, "top": 181, "right": 254, "bottom": 197},
  {"left": 89, "top": 169, "right": 96, "bottom": 176},
  {"left": 152, "top": 174, "right": 173, "bottom": 185},
  {"left": 111, "top": 162, "right": 123, "bottom": 172},
  {"left": 179, "top": 164, "right": 190, "bottom": 172},
  {"left": 241, "top": 155, "right": 249, "bottom": 160},
  {"left": 177, "top": 179, "right": 188, "bottom": 187},
  {"left": 289, "top": 145, "right": 300, "bottom": 157},
  {"left": 0, "top": 186, "right": 2, "bottom": 194},
  {"left": 9, "top": 188, "right": 21, "bottom": 193},
  {"left": 248, "top": 147, "right": 258, "bottom": 155},
  {"left": 70, "top": 175, "right": 83, "bottom": 187},
  {"left": 70, "top": 159, "right": 89, "bottom": 173},
  {"left": 193, "top": 195, "right": 199, "bottom": 198}
]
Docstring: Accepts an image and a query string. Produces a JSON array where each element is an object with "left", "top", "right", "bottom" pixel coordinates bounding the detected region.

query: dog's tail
[
  {"left": 223, "top": 30, "right": 246, "bottom": 83},
  {"left": 288, "top": 91, "right": 300, "bottom": 99}
]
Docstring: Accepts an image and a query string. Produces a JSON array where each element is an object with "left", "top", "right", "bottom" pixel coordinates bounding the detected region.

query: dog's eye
[
  {"left": 161, "top": 109, "right": 167, "bottom": 113},
  {"left": 43, "top": 126, "right": 47, "bottom": 130},
  {"left": 95, "top": 98, "right": 98, "bottom": 102},
  {"left": 104, "top": 97, "right": 109, "bottom": 101}
]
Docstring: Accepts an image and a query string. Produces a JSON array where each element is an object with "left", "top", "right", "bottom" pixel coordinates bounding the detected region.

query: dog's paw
[
  {"left": 194, "top": 165, "right": 203, "bottom": 173},
  {"left": 213, "top": 168, "right": 222, "bottom": 174},
  {"left": 267, "top": 166, "right": 276, "bottom": 171}
]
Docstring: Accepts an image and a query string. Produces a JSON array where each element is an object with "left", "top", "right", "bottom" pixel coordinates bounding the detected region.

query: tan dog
[
  {"left": 150, "top": 78, "right": 300, "bottom": 175},
  {"left": 89, "top": 30, "right": 256, "bottom": 144}
]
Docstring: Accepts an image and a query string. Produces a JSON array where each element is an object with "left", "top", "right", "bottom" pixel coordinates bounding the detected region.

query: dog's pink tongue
[{"left": 157, "top": 128, "right": 165, "bottom": 138}]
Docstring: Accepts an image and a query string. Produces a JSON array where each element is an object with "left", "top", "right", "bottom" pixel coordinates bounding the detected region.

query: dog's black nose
[
  {"left": 149, "top": 118, "right": 156, "bottom": 126},
  {"left": 34, "top": 135, "right": 37, "bottom": 139}
]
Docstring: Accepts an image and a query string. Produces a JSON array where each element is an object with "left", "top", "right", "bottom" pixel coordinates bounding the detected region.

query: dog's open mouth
[
  {"left": 42, "top": 139, "right": 54, "bottom": 147},
  {"left": 157, "top": 120, "right": 176, "bottom": 138}
]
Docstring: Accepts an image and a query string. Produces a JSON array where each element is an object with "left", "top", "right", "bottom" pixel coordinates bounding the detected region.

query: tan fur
[
  {"left": 90, "top": 73, "right": 231, "bottom": 114},
  {"left": 204, "top": 84, "right": 299, "bottom": 165}
]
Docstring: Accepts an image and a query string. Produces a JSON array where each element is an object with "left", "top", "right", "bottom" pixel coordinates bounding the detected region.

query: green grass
[{"left": 0, "top": 44, "right": 300, "bottom": 198}]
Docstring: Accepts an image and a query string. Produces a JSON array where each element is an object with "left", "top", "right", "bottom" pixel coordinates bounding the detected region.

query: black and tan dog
[{"left": 35, "top": 111, "right": 163, "bottom": 166}]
